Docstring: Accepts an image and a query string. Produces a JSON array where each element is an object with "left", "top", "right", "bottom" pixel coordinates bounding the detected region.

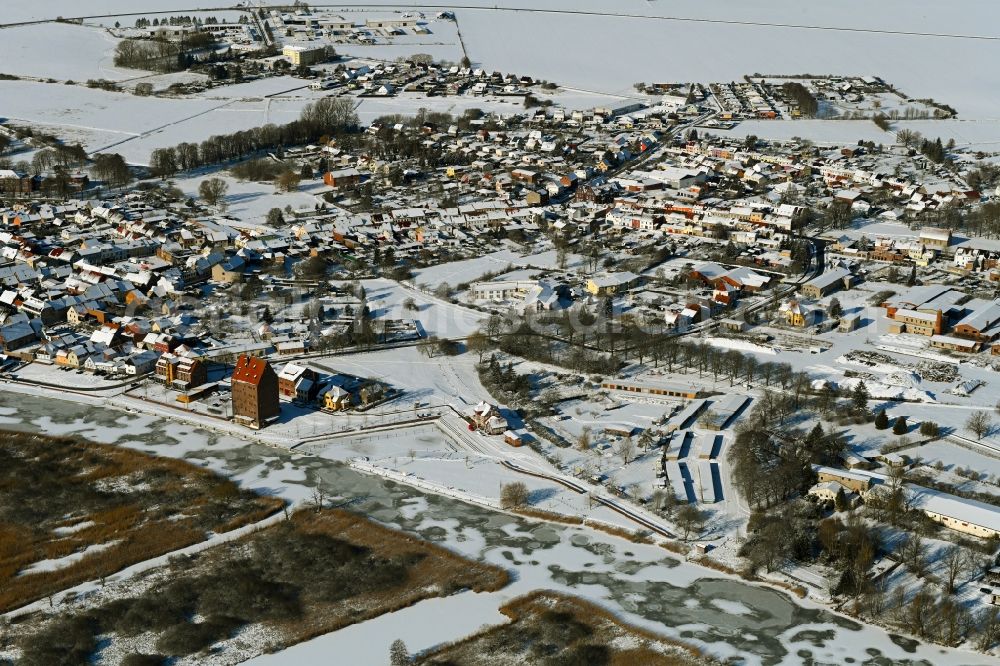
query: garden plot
[
  {"left": 312, "top": 345, "right": 493, "bottom": 409},
  {"left": 412, "top": 249, "right": 525, "bottom": 290},
  {"left": 412, "top": 251, "right": 514, "bottom": 288},
  {"left": 354, "top": 92, "right": 526, "bottom": 126}
]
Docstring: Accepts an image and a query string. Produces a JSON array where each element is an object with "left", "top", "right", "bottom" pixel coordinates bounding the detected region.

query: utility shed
[
  {"left": 698, "top": 461, "right": 719, "bottom": 503},
  {"left": 664, "top": 430, "right": 688, "bottom": 461},
  {"left": 694, "top": 433, "right": 717, "bottom": 460},
  {"left": 703, "top": 395, "right": 750, "bottom": 430},
  {"left": 663, "top": 461, "right": 691, "bottom": 502},
  {"left": 666, "top": 399, "right": 707, "bottom": 432}
]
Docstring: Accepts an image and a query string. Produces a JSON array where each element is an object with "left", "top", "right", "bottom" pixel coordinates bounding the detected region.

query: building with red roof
[{"left": 231, "top": 354, "right": 279, "bottom": 428}]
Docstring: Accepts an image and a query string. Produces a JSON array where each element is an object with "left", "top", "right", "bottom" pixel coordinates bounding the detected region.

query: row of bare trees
[
  {"left": 114, "top": 38, "right": 185, "bottom": 73},
  {"left": 149, "top": 97, "right": 358, "bottom": 178}
]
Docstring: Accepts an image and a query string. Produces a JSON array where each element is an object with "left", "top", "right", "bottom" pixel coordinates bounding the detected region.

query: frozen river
[{"left": 0, "top": 390, "right": 991, "bottom": 665}]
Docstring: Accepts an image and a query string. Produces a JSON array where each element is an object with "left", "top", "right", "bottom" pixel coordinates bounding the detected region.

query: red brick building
[{"left": 231, "top": 355, "right": 279, "bottom": 429}]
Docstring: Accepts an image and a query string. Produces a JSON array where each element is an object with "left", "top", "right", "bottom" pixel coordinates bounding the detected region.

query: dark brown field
[
  {"left": 12, "top": 508, "right": 510, "bottom": 665},
  {"left": 0, "top": 430, "right": 284, "bottom": 613}
]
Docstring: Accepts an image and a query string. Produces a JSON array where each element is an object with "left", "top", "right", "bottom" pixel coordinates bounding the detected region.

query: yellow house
[
  {"left": 779, "top": 300, "right": 815, "bottom": 327},
  {"left": 66, "top": 348, "right": 88, "bottom": 368},
  {"left": 585, "top": 272, "right": 640, "bottom": 296},
  {"left": 323, "top": 386, "right": 353, "bottom": 411},
  {"left": 124, "top": 290, "right": 147, "bottom": 308}
]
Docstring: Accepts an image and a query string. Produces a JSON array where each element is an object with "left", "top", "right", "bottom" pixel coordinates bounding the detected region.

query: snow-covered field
[
  {"left": 359, "top": 278, "right": 487, "bottom": 338},
  {"left": 455, "top": 0, "right": 1000, "bottom": 120},
  {"left": 412, "top": 247, "right": 585, "bottom": 290},
  {"left": 4, "top": 1, "right": 1000, "bottom": 121},
  {"left": 0, "top": 74, "right": 533, "bottom": 164},
  {"left": 313, "top": 345, "right": 491, "bottom": 407},
  {"left": 712, "top": 120, "right": 894, "bottom": 145},
  {"left": 894, "top": 119, "right": 1000, "bottom": 150},
  {"left": 0, "top": 80, "right": 222, "bottom": 158},
  {"left": 1, "top": 1, "right": 996, "bottom": 164},
  {"left": 247, "top": 591, "right": 508, "bottom": 666},
  {"left": 0, "top": 22, "right": 142, "bottom": 82},
  {"left": 171, "top": 172, "right": 327, "bottom": 223}
]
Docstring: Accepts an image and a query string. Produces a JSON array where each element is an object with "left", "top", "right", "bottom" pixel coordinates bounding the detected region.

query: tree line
[
  {"left": 148, "top": 97, "right": 359, "bottom": 178},
  {"left": 114, "top": 38, "right": 188, "bottom": 73},
  {"left": 781, "top": 82, "right": 818, "bottom": 117}
]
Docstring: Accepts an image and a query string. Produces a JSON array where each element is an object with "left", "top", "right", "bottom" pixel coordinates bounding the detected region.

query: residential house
[
  {"left": 919, "top": 227, "right": 952, "bottom": 250},
  {"left": 322, "top": 385, "right": 353, "bottom": 411},
  {"left": 779, "top": 300, "right": 819, "bottom": 328},
  {"left": 278, "top": 363, "right": 316, "bottom": 399},
  {"left": 585, "top": 271, "right": 640, "bottom": 296},
  {"left": 470, "top": 401, "right": 507, "bottom": 434},
  {"left": 212, "top": 256, "right": 245, "bottom": 284},
  {"left": 814, "top": 465, "right": 873, "bottom": 494},
  {"left": 800, "top": 266, "right": 852, "bottom": 300},
  {"left": 323, "top": 168, "right": 363, "bottom": 188}
]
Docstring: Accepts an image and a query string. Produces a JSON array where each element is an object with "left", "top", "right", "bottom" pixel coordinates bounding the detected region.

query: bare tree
[
  {"left": 500, "top": 481, "right": 529, "bottom": 509},
  {"left": 484, "top": 312, "right": 504, "bottom": 340},
  {"left": 616, "top": 435, "right": 636, "bottom": 465},
  {"left": 975, "top": 607, "right": 1000, "bottom": 651},
  {"left": 466, "top": 331, "right": 490, "bottom": 363},
  {"left": 434, "top": 282, "right": 452, "bottom": 299},
  {"left": 275, "top": 170, "right": 301, "bottom": 193},
  {"left": 942, "top": 545, "right": 969, "bottom": 595},
  {"left": 899, "top": 534, "right": 928, "bottom": 577},
  {"left": 675, "top": 504, "right": 707, "bottom": 541},
  {"left": 198, "top": 176, "right": 229, "bottom": 208},
  {"left": 299, "top": 96, "right": 359, "bottom": 133},
  {"left": 310, "top": 487, "right": 327, "bottom": 513},
  {"left": 577, "top": 427, "right": 591, "bottom": 452},
  {"left": 966, "top": 411, "right": 993, "bottom": 441}
]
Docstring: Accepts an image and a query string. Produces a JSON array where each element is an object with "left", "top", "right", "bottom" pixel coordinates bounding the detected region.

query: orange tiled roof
[{"left": 233, "top": 355, "right": 268, "bottom": 386}]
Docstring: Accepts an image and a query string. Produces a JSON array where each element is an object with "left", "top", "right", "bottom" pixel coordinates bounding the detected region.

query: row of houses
[{"left": 813, "top": 465, "right": 1000, "bottom": 540}]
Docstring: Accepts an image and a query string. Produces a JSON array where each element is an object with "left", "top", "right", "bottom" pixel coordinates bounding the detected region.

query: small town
[{"left": 2, "top": 3, "right": 1000, "bottom": 666}]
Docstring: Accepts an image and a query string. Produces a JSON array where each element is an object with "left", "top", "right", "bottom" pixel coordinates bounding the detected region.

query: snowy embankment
[
  {"left": 350, "top": 458, "right": 501, "bottom": 511},
  {"left": 19, "top": 541, "right": 120, "bottom": 576}
]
